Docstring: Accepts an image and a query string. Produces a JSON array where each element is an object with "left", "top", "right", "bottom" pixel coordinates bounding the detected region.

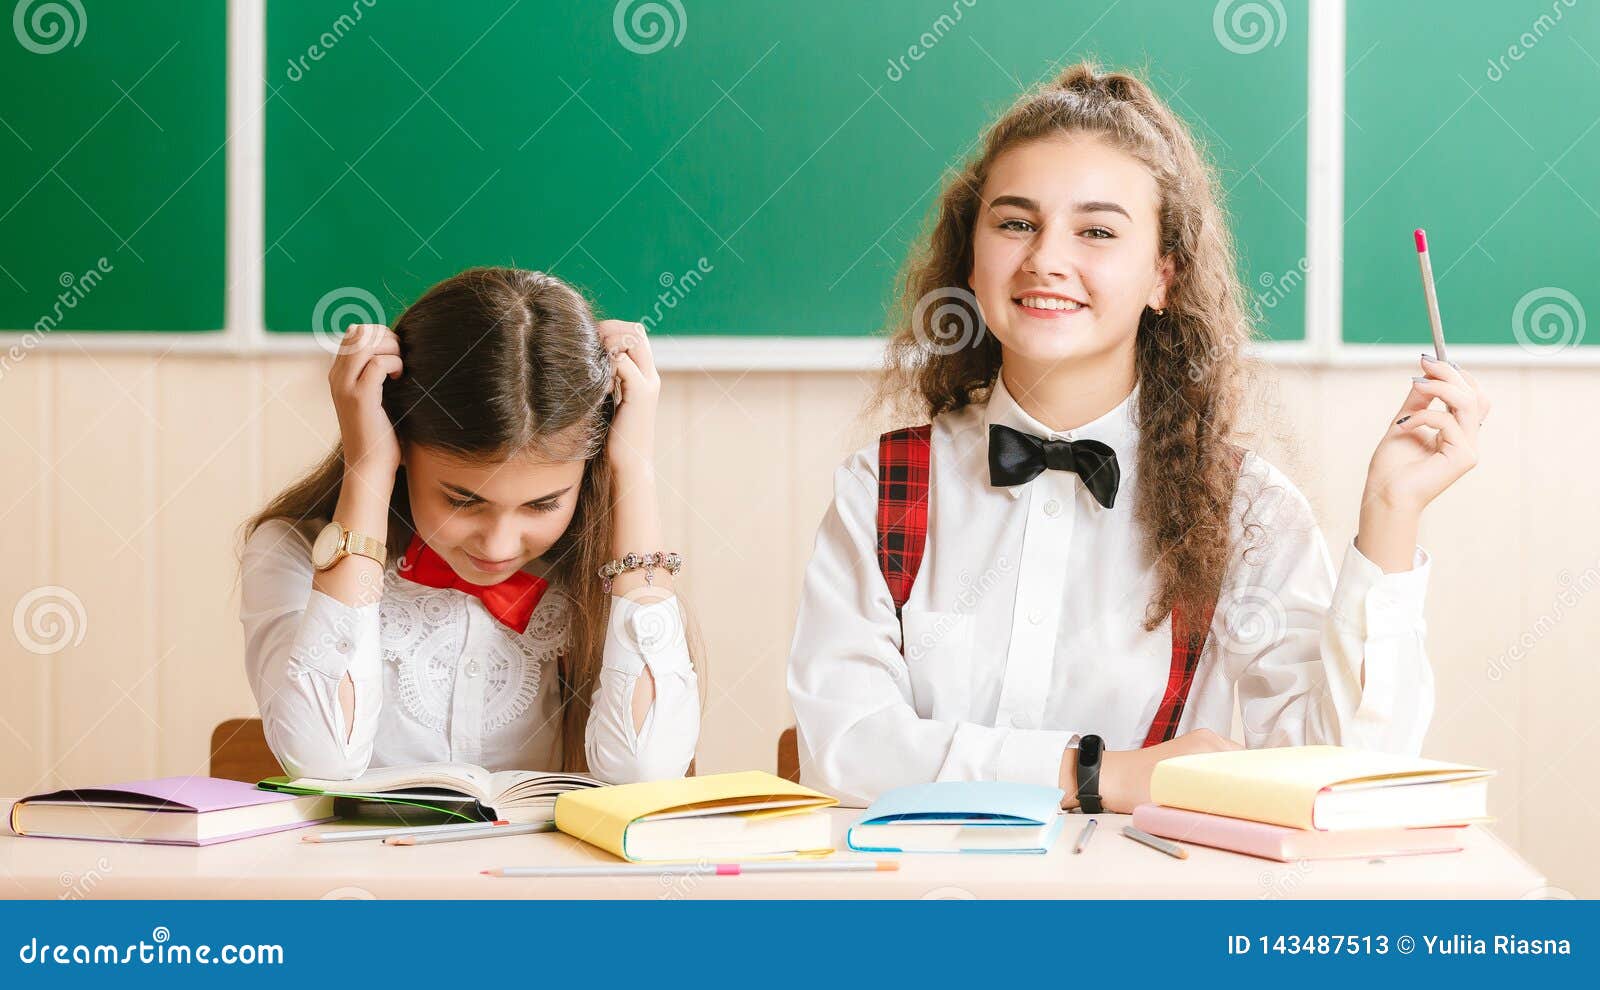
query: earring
[{"left": 1154, "top": 306, "right": 1166, "bottom": 315}]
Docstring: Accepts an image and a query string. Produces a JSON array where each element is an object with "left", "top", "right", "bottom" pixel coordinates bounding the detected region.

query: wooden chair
[
  {"left": 777, "top": 725, "right": 800, "bottom": 783},
  {"left": 209, "top": 718, "right": 284, "bottom": 783}
]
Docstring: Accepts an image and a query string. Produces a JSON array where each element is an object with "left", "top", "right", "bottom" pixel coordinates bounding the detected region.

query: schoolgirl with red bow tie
[
  {"left": 787, "top": 63, "right": 1490, "bottom": 811},
  {"left": 239, "top": 268, "right": 698, "bottom": 783}
]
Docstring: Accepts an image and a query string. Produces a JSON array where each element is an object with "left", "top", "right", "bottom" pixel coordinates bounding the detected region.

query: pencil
[
  {"left": 1072, "top": 818, "right": 1097, "bottom": 854},
  {"left": 386, "top": 820, "right": 556, "bottom": 845},
  {"left": 1121, "top": 825, "right": 1188, "bottom": 859},
  {"left": 481, "top": 860, "right": 900, "bottom": 878},
  {"left": 1414, "top": 228, "right": 1449, "bottom": 362},
  {"left": 303, "top": 819, "right": 510, "bottom": 843}
]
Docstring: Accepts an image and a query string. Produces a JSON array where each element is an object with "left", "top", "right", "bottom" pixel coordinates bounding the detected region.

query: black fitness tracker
[{"left": 1075, "top": 734, "right": 1105, "bottom": 814}]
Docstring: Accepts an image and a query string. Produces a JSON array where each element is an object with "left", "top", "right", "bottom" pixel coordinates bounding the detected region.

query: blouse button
[
  {"left": 464, "top": 659, "right": 480, "bottom": 678},
  {"left": 1028, "top": 609, "right": 1044, "bottom": 625},
  {"left": 336, "top": 638, "right": 352, "bottom": 654},
  {"left": 1043, "top": 498, "right": 1061, "bottom": 517}
]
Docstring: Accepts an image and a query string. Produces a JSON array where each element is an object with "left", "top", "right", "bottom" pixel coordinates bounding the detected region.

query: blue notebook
[{"left": 846, "top": 782, "right": 1067, "bottom": 854}]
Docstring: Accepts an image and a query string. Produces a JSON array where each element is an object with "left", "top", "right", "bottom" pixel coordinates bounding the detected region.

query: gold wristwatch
[{"left": 311, "top": 520, "right": 386, "bottom": 571}]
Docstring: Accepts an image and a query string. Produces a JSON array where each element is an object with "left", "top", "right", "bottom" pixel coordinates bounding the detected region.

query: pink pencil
[{"left": 1413, "top": 228, "right": 1449, "bottom": 362}]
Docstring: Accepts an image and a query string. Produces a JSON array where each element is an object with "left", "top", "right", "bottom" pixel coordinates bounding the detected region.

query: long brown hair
[
  {"left": 241, "top": 267, "right": 624, "bottom": 772},
  {"left": 879, "top": 61, "right": 1257, "bottom": 630}
]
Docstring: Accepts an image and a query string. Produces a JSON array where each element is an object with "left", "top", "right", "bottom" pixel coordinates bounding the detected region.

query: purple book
[{"left": 9, "top": 776, "right": 337, "bottom": 846}]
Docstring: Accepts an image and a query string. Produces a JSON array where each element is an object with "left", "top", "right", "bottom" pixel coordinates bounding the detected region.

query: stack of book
[{"left": 1133, "top": 745, "right": 1495, "bottom": 862}]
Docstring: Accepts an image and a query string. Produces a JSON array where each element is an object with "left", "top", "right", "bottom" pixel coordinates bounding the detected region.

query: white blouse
[
  {"left": 787, "top": 377, "right": 1435, "bottom": 807},
  {"left": 240, "top": 518, "right": 699, "bottom": 783}
]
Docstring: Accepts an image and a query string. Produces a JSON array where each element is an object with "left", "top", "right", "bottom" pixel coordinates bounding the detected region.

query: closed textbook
[
  {"left": 846, "top": 782, "right": 1067, "bottom": 854},
  {"left": 1131, "top": 804, "right": 1468, "bottom": 862},
  {"left": 553, "top": 771, "right": 838, "bottom": 862},
  {"left": 1149, "top": 745, "right": 1493, "bottom": 831},
  {"left": 9, "top": 776, "right": 335, "bottom": 846}
]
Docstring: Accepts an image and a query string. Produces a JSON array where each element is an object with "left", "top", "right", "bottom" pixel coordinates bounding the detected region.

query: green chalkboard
[
  {"left": 1344, "top": 0, "right": 1599, "bottom": 348},
  {"left": 264, "top": 0, "right": 1308, "bottom": 340},
  {"left": 0, "top": 1, "right": 226, "bottom": 333}
]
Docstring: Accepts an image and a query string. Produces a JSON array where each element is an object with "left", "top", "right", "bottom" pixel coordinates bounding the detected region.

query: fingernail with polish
[
  {"left": 1396, "top": 415, "right": 1411, "bottom": 425},
  {"left": 1420, "top": 352, "right": 1439, "bottom": 363},
  {"left": 1412, "top": 376, "right": 1427, "bottom": 383}
]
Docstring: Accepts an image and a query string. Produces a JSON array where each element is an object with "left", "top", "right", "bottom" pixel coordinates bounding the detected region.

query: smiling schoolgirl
[{"left": 787, "top": 63, "right": 1489, "bottom": 812}]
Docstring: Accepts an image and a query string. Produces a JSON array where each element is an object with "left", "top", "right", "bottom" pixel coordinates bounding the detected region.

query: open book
[{"left": 258, "top": 762, "right": 602, "bottom": 825}]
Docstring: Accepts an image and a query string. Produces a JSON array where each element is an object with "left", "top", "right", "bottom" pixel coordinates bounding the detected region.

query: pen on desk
[
  {"left": 387, "top": 821, "right": 556, "bottom": 845},
  {"left": 481, "top": 860, "right": 900, "bottom": 878},
  {"left": 1121, "top": 825, "right": 1188, "bottom": 860},
  {"left": 303, "top": 819, "right": 510, "bottom": 843},
  {"left": 1072, "top": 818, "right": 1097, "bottom": 854}
]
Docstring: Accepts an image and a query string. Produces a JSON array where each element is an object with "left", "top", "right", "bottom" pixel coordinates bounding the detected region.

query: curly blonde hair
[{"left": 878, "top": 60, "right": 1258, "bottom": 630}]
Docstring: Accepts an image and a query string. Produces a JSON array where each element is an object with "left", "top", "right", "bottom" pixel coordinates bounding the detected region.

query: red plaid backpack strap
[
  {"left": 875, "top": 425, "right": 933, "bottom": 613},
  {"left": 1142, "top": 444, "right": 1250, "bottom": 747}
]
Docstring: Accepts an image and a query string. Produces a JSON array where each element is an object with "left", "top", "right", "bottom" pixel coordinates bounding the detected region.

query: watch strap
[
  {"left": 341, "top": 529, "right": 386, "bottom": 567},
  {"left": 1076, "top": 735, "right": 1104, "bottom": 814}
]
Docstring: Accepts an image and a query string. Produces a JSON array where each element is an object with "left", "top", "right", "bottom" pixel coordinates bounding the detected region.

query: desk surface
[{"left": 2, "top": 808, "right": 1547, "bottom": 900}]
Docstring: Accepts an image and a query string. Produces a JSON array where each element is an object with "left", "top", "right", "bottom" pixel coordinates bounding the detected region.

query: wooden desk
[{"left": 2, "top": 808, "right": 1547, "bottom": 899}]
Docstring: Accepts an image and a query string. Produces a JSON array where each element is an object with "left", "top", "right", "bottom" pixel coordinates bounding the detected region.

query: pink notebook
[
  {"left": 1131, "top": 803, "right": 1468, "bottom": 862},
  {"left": 9, "top": 776, "right": 337, "bottom": 846}
]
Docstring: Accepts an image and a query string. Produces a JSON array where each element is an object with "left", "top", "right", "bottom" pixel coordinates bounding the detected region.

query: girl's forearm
[
  {"left": 608, "top": 465, "right": 669, "bottom": 729},
  {"left": 312, "top": 465, "right": 393, "bottom": 745},
  {"left": 1354, "top": 496, "right": 1421, "bottom": 575},
  {"left": 311, "top": 465, "right": 393, "bottom": 608}
]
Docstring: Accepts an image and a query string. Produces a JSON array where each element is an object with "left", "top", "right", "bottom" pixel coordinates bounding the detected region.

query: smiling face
[
  {"left": 401, "top": 443, "right": 587, "bottom": 585},
  {"left": 969, "top": 132, "right": 1171, "bottom": 373}
]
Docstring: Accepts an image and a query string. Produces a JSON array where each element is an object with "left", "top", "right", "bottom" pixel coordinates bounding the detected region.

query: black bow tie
[{"left": 987, "top": 423, "right": 1121, "bottom": 509}]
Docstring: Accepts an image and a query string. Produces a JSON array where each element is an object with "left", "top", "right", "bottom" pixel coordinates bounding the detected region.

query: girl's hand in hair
[
  {"left": 599, "top": 319, "right": 660, "bottom": 479},
  {"left": 1356, "top": 355, "right": 1490, "bottom": 571},
  {"left": 329, "top": 323, "right": 403, "bottom": 477}
]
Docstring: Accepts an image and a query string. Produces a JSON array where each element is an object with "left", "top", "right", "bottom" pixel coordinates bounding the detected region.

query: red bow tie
[{"left": 396, "top": 535, "right": 548, "bottom": 634}]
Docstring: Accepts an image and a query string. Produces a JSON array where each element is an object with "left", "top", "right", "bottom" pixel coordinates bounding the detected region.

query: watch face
[
  {"left": 312, "top": 522, "right": 344, "bottom": 568},
  {"left": 1079, "top": 735, "right": 1103, "bottom": 762}
]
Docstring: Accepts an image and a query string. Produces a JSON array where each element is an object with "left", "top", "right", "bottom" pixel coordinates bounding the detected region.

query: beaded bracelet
[{"left": 598, "top": 551, "right": 684, "bottom": 593}]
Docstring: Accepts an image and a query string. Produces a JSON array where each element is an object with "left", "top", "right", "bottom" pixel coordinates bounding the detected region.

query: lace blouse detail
[{"left": 379, "top": 570, "right": 571, "bottom": 734}]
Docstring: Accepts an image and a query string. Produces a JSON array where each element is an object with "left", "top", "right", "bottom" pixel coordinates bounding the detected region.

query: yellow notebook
[
  {"left": 1149, "top": 745, "right": 1493, "bottom": 831},
  {"left": 553, "top": 771, "right": 839, "bottom": 862}
]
